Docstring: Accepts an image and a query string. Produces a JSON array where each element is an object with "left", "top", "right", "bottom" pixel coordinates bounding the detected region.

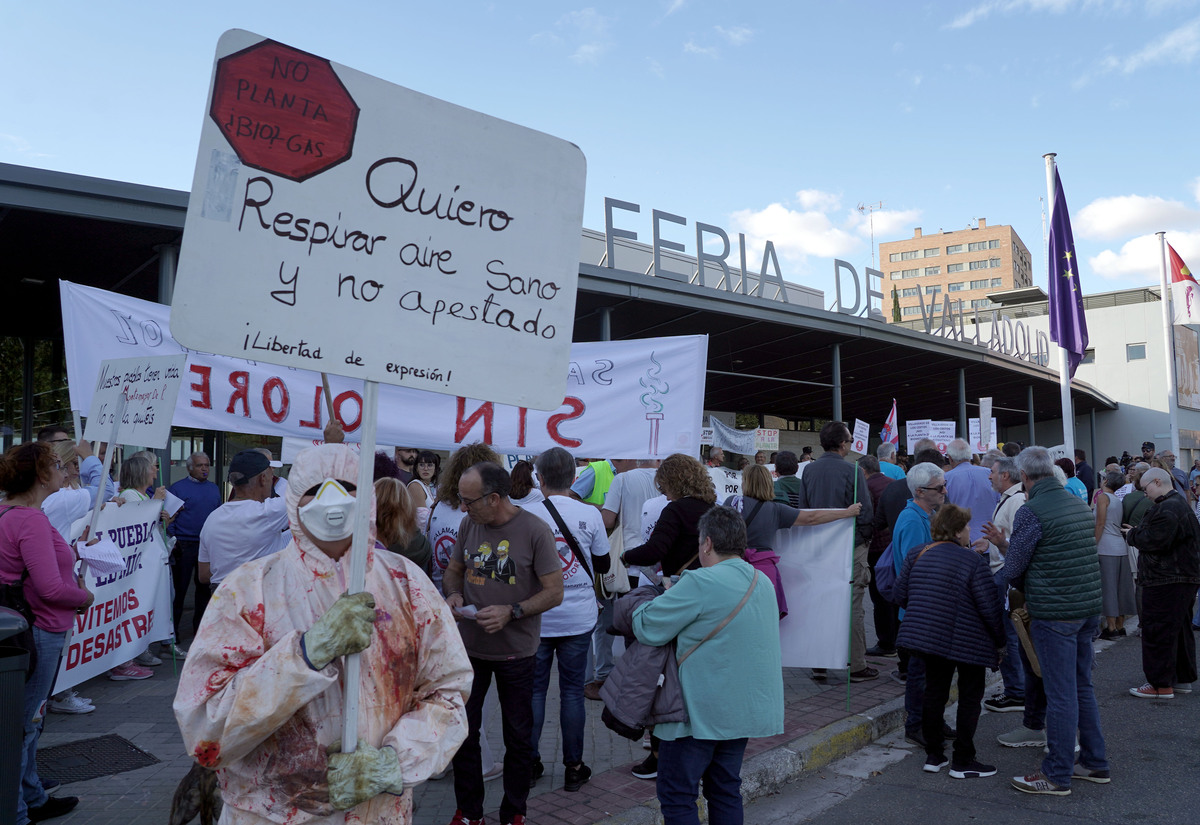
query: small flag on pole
[
  {"left": 879, "top": 399, "right": 899, "bottom": 447},
  {"left": 1047, "top": 169, "right": 1089, "bottom": 377},
  {"left": 1169, "top": 243, "right": 1200, "bottom": 326}
]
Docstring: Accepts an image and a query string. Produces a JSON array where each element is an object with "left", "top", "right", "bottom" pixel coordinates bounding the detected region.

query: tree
[{"left": 891, "top": 287, "right": 901, "bottom": 323}]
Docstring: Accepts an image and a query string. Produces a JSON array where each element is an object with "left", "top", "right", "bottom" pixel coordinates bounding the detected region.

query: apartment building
[{"left": 879, "top": 219, "right": 1033, "bottom": 323}]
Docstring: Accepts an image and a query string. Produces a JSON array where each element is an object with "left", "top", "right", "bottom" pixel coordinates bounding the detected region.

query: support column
[
  {"left": 1090, "top": 408, "right": 1097, "bottom": 470},
  {"left": 21, "top": 336, "right": 34, "bottom": 443},
  {"left": 832, "top": 343, "right": 842, "bottom": 422},
  {"left": 958, "top": 368, "right": 968, "bottom": 441},
  {"left": 1027, "top": 385, "right": 1036, "bottom": 446},
  {"left": 599, "top": 306, "right": 612, "bottom": 342},
  {"left": 157, "top": 244, "right": 178, "bottom": 305}
]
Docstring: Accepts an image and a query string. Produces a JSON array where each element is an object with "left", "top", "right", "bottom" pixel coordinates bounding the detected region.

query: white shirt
[
  {"left": 602, "top": 468, "right": 659, "bottom": 549},
  {"left": 199, "top": 497, "right": 290, "bottom": 584},
  {"left": 988, "top": 482, "right": 1026, "bottom": 573},
  {"left": 42, "top": 487, "right": 94, "bottom": 542},
  {"left": 636, "top": 494, "right": 671, "bottom": 586},
  {"left": 427, "top": 499, "right": 464, "bottom": 594},
  {"left": 521, "top": 495, "right": 610, "bottom": 637}
]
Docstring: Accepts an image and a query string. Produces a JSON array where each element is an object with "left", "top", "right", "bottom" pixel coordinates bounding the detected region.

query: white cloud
[
  {"left": 683, "top": 40, "right": 719, "bottom": 57},
  {"left": 1192, "top": 176, "right": 1200, "bottom": 203},
  {"left": 796, "top": 189, "right": 841, "bottom": 211},
  {"left": 1089, "top": 230, "right": 1200, "bottom": 282},
  {"left": 572, "top": 43, "right": 606, "bottom": 63},
  {"left": 666, "top": 0, "right": 686, "bottom": 15},
  {"left": 529, "top": 7, "right": 611, "bottom": 64},
  {"left": 947, "top": 0, "right": 1113, "bottom": 30},
  {"left": 1101, "top": 17, "right": 1200, "bottom": 73},
  {"left": 729, "top": 203, "right": 860, "bottom": 265},
  {"left": 1076, "top": 194, "right": 1200, "bottom": 240},
  {"left": 855, "top": 207, "right": 923, "bottom": 240},
  {"left": 714, "top": 25, "right": 753, "bottom": 46},
  {"left": 647, "top": 58, "right": 665, "bottom": 78}
]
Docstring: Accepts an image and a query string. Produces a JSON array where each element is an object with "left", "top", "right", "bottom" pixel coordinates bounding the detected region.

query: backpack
[{"left": 873, "top": 540, "right": 898, "bottom": 603}]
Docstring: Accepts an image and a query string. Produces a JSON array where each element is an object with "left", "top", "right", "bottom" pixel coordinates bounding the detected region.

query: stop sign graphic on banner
[{"left": 209, "top": 39, "right": 360, "bottom": 181}]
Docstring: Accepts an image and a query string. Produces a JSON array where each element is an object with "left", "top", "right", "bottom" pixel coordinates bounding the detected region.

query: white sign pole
[
  {"left": 87, "top": 393, "right": 126, "bottom": 540},
  {"left": 340, "top": 379, "right": 379, "bottom": 753}
]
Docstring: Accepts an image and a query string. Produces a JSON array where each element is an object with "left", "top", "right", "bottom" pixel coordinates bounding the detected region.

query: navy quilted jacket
[{"left": 894, "top": 540, "right": 1005, "bottom": 668}]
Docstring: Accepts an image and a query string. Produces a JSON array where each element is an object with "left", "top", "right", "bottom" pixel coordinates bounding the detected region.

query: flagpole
[
  {"left": 1157, "top": 231, "right": 1181, "bottom": 459},
  {"left": 1044, "top": 152, "right": 1075, "bottom": 457}
]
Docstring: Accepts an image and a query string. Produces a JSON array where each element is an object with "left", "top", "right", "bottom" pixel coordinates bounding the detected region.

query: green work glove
[
  {"left": 302, "top": 591, "right": 377, "bottom": 670},
  {"left": 326, "top": 739, "right": 404, "bottom": 810}
]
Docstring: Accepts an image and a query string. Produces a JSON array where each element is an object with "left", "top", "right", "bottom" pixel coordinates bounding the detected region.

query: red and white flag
[
  {"left": 1169, "top": 243, "right": 1200, "bottom": 326},
  {"left": 879, "top": 399, "right": 899, "bottom": 447}
]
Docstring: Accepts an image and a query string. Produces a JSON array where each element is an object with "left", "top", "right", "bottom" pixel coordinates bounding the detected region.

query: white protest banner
[
  {"left": 930, "top": 421, "right": 957, "bottom": 454},
  {"left": 851, "top": 419, "right": 870, "bottom": 455},
  {"left": 905, "top": 419, "right": 930, "bottom": 455},
  {"left": 969, "top": 416, "right": 998, "bottom": 453},
  {"left": 708, "top": 466, "right": 742, "bottom": 500},
  {"left": 777, "top": 518, "right": 854, "bottom": 668},
  {"left": 170, "top": 30, "right": 585, "bottom": 412},
  {"left": 754, "top": 429, "right": 780, "bottom": 452},
  {"left": 54, "top": 500, "right": 174, "bottom": 693},
  {"left": 708, "top": 417, "right": 755, "bottom": 455},
  {"left": 62, "top": 282, "right": 706, "bottom": 459},
  {"left": 83, "top": 355, "right": 187, "bottom": 448}
]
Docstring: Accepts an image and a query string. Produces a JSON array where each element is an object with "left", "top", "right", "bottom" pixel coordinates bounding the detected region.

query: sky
[{"left": 4, "top": 0, "right": 1200, "bottom": 304}]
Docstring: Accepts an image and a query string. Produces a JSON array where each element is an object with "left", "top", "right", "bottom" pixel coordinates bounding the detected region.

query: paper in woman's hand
[
  {"left": 163, "top": 490, "right": 185, "bottom": 517},
  {"left": 76, "top": 536, "right": 125, "bottom": 577}
]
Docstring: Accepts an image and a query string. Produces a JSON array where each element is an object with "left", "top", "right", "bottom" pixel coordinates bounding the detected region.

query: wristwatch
[{"left": 510, "top": 602, "right": 525, "bottom": 621}]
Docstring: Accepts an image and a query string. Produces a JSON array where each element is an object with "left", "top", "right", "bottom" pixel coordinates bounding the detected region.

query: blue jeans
[
  {"left": 531, "top": 632, "right": 591, "bottom": 765},
  {"left": 657, "top": 736, "right": 747, "bottom": 825},
  {"left": 19, "top": 627, "right": 67, "bottom": 825},
  {"left": 591, "top": 598, "right": 617, "bottom": 682},
  {"left": 1030, "top": 617, "right": 1108, "bottom": 786},
  {"left": 994, "top": 571, "right": 1024, "bottom": 699}
]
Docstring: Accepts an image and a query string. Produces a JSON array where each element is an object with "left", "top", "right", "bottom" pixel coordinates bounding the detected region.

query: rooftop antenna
[{"left": 858, "top": 201, "right": 883, "bottom": 268}]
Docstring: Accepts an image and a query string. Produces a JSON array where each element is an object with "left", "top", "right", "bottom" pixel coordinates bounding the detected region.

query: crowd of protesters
[{"left": 3, "top": 421, "right": 1200, "bottom": 824}]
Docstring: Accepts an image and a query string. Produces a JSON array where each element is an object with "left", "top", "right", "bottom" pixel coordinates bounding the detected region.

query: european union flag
[{"left": 1048, "top": 168, "right": 1089, "bottom": 377}]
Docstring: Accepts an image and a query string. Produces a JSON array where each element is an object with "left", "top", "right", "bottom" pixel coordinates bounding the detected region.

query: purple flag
[{"left": 1047, "top": 168, "right": 1089, "bottom": 377}]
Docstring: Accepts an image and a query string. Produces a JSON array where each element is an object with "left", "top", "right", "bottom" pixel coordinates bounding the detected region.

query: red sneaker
[
  {"left": 448, "top": 810, "right": 485, "bottom": 825},
  {"left": 1129, "top": 683, "right": 1174, "bottom": 699}
]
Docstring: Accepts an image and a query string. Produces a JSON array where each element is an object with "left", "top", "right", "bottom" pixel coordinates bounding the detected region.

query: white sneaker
[
  {"left": 49, "top": 691, "right": 95, "bottom": 715},
  {"left": 165, "top": 643, "right": 189, "bottom": 659},
  {"left": 135, "top": 650, "right": 162, "bottom": 667}
]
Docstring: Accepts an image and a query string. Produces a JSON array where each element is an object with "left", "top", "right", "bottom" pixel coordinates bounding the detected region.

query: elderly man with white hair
[
  {"left": 1125, "top": 467, "right": 1200, "bottom": 700},
  {"left": 944, "top": 438, "right": 997, "bottom": 548},
  {"left": 876, "top": 442, "right": 906, "bottom": 481}
]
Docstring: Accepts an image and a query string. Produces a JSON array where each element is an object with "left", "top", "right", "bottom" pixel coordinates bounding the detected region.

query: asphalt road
[{"left": 743, "top": 626, "right": 1198, "bottom": 825}]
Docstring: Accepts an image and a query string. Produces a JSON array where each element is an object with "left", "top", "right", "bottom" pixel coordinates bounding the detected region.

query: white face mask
[{"left": 298, "top": 479, "right": 356, "bottom": 542}]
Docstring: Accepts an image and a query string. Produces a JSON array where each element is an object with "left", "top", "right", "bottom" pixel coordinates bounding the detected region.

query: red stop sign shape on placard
[{"left": 209, "top": 39, "right": 359, "bottom": 182}]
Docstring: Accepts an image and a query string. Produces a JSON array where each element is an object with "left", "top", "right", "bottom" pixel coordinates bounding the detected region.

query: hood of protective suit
[{"left": 286, "top": 444, "right": 376, "bottom": 559}]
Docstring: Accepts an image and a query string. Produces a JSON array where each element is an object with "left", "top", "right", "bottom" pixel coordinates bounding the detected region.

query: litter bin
[{"left": 0, "top": 606, "right": 30, "bottom": 825}]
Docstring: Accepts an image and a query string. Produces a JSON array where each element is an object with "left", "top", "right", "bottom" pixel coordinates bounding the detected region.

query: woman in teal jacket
[{"left": 632, "top": 505, "right": 783, "bottom": 825}]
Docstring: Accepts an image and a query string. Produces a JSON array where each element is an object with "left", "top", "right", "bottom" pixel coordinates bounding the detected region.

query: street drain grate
[{"left": 37, "top": 734, "right": 160, "bottom": 784}]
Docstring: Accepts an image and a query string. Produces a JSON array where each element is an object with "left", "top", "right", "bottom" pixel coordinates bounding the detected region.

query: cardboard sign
[
  {"left": 54, "top": 500, "right": 174, "bottom": 693},
  {"left": 851, "top": 419, "right": 870, "bottom": 455},
  {"left": 754, "top": 429, "right": 780, "bottom": 452},
  {"left": 930, "top": 421, "right": 957, "bottom": 454},
  {"left": 905, "top": 419, "right": 930, "bottom": 455},
  {"left": 699, "top": 427, "right": 715, "bottom": 446},
  {"left": 83, "top": 355, "right": 187, "bottom": 448},
  {"left": 777, "top": 518, "right": 854, "bottom": 668},
  {"left": 172, "top": 30, "right": 586, "bottom": 411},
  {"left": 969, "top": 417, "right": 999, "bottom": 453}
]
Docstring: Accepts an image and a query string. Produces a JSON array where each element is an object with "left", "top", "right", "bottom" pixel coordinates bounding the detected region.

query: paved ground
[{"left": 34, "top": 602, "right": 914, "bottom": 825}]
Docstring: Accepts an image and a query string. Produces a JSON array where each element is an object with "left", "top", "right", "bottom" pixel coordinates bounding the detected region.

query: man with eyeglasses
[
  {"left": 166, "top": 452, "right": 221, "bottom": 655},
  {"left": 443, "top": 462, "right": 563, "bottom": 825},
  {"left": 796, "top": 421, "right": 876, "bottom": 682}
]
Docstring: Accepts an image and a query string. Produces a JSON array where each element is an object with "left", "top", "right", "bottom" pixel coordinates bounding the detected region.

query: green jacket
[{"left": 1022, "top": 477, "right": 1102, "bottom": 620}]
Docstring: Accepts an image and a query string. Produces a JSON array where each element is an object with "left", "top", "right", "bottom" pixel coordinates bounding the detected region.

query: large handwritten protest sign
[
  {"left": 776, "top": 518, "right": 854, "bottom": 668},
  {"left": 63, "top": 281, "right": 705, "bottom": 458},
  {"left": 54, "top": 500, "right": 173, "bottom": 693},
  {"left": 170, "top": 30, "right": 586, "bottom": 411}
]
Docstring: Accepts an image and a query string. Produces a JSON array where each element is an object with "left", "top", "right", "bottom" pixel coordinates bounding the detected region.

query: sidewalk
[{"left": 34, "top": 647, "right": 913, "bottom": 825}]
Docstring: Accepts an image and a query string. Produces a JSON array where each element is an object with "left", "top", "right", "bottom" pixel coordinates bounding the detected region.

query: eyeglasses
[
  {"left": 920, "top": 484, "right": 946, "bottom": 493},
  {"left": 460, "top": 491, "right": 493, "bottom": 508}
]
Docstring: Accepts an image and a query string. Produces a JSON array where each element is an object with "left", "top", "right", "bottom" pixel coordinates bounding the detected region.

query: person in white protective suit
[{"left": 174, "top": 443, "right": 472, "bottom": 824}]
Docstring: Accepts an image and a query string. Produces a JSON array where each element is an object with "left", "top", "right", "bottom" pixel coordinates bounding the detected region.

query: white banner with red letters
[
  {"left": 54, "top": 500, "right": 174, "bottom": 693},
  {"left": 61, "top": 281, "right": 706, "bottom": 459},
  {"left": 777, "top": 518, "right": 854, "bottom": 668}
]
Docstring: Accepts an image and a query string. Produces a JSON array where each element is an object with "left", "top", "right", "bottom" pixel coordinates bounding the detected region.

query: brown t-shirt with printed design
[{"left": 453, "top": 508, "right": 560, "bottom": 660}]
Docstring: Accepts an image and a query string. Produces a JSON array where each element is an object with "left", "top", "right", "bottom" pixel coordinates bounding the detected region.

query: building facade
[{"left": 880, "top": 219, "right": 1033, "bottom": 323}]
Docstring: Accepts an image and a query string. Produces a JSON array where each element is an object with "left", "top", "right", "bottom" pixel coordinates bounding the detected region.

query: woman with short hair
[{"left": 895, "top": 503, "right": 1004, "bottom": 780}]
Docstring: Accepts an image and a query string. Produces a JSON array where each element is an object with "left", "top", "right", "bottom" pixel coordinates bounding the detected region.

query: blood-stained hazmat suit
[{"left": 174, "top": 444, "right": 471, "bottom": 824}]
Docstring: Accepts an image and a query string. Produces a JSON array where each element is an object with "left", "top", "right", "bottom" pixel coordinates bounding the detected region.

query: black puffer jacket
[
  {"left": 1127, "top": 490, "right": 1200, "bottom": 587},
  {"left": 894, "top": 540, "right": 1004, "bottom": 668}
]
